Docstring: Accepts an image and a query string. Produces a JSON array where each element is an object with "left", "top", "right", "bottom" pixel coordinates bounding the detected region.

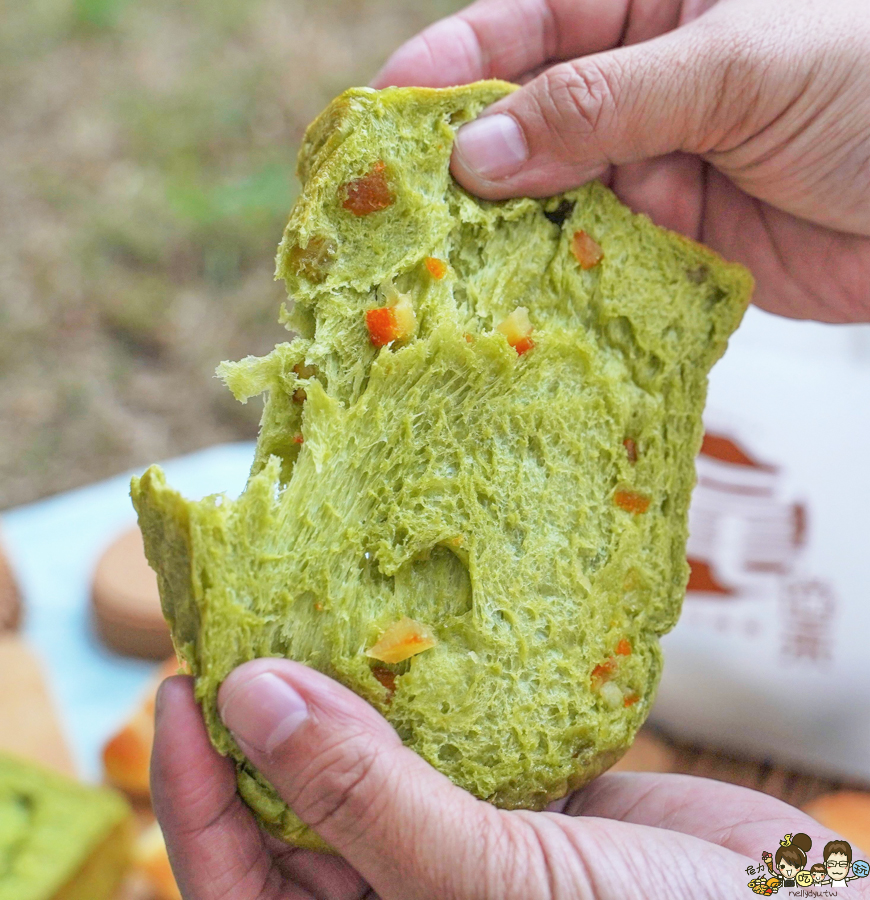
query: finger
[
  {"left": 558, "top": 772, "right": 847, "bottom": 859},
  {"left": 513, "top": 810, "right": 759, "bottom": 899},
  {"left": 154, "top": 677, "right": 369, "bottom": 900},
  {"left": 217, "top": 659, "right": 507, "bottom": 900},
  {"left": 610, "top": 153, "right": 706, "bottom": 239},
  {"left": 371, "top": 0, "right": 631, "bottom": 89},
  {"left": 266, "top": 843, "right": 371, "bottom": 900},
  {"left": 151, "top": 676, "right": 289, "bottom": 900},
  {"left": 702, "top": 168, "right": 870, "bottom": 323},
  {"left": 449, "top": 11, "right": 802, "bottom": 199}
]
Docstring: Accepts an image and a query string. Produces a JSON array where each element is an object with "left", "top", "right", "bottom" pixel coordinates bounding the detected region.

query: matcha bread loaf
[
  {"left": 132, "top": 81, "right": 752, "bottom": 850},
  {"left": 0, "top": 752, "right": 132, "bottom": 900}
]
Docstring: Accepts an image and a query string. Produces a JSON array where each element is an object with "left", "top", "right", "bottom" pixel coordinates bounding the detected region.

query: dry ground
[{"left": 0, "top": 0, "right": 462, "bottom": 509}]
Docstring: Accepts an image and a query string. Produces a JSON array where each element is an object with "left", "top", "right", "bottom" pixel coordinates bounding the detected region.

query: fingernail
[
  {"left": 454, "top": 114, "right": 528, "bottom": 181},
  {"left": 219, "top": 672, "right": 309, "bottom": 755}
]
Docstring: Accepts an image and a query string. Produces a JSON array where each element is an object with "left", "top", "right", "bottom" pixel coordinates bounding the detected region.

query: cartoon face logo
[
  {"left": 774, "top": 831, "right": 812, "bottom": 881},
  {"left": 827, "top": 853, "right": 850, "bottom": 881},
  {"left": 779, "top": 861, "right": 798, "bottom": 879},
  {"left": 810, "top": 864, "right": 827, "bottom": 884},
  {"left": 748, "top": 835, "right": 869, "bottom": 893}
]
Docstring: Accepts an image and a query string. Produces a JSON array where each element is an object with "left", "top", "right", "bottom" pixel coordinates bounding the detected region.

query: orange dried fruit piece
[
  {"left": 365, "top": 616, "right": 437, "bottom": 664},
  {"left": 571, "top": 230, "right": 604, "bottom": 269},
  {"left": 424, "top": 256, "right": 448, "bottom": 279},
  {"left": 616, "top": 638, "right": 632, "bottom": 656},
  {"left": 341, "top": 160, "right": 394, "bottom": 216},
  {"left": 496, "top": 307, "right": 535, "bottom": 355},
  {"left": 365, "top": 307, "right": 397, "bottom": 347},
  {"left": 614, "top": 489, "right": 651, "bottom": 514},
  {"left": 513, "top": 335, "right": 535, "bottom": 355},
  {"left": 366, "top": 293, "right": 416, "bottom": 347},
  {"left": 623, "top": 438, "right": 638, "bottom": 463},
  {"left": 591, "top": 657, "right": 618, "bottom": 684}
]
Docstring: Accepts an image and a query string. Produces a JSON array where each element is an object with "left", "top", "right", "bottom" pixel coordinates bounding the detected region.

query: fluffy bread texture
[
  {"left": 0, "top": 752, "right": 132, "bottom": 900},
  {"left": 133, "top": 81, "right": 752, "bottom": 850}
]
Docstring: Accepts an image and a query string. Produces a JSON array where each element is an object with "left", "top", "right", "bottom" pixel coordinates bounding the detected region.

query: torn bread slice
[{"left": 133, "top": 81, "right": 752, "bottom": 850}]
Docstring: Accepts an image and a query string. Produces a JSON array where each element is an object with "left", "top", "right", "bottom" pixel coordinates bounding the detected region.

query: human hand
[
  {"left": 373, "top": 0, "right": 870, "bottom": 324},
  {"left": 152, "top": 663, "right": 845, "bottom": 900}
]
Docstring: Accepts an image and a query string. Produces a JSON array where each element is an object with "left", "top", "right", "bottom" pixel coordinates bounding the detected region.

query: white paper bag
[{"left": 650, "top": 307, "right": 870, "bottom": 782}]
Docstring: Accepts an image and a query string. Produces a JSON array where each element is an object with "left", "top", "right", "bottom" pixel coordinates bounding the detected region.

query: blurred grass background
[{"left": 0, "top": 0, "right": 463, "bottom": 509}]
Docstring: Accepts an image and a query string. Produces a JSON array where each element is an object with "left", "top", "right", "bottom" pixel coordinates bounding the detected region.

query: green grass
[
  {"left": 0, "top": 0, "right": 465, "bottom": 508},
  {"left": 73, "top": 0, "right": 130, "bottom": 30}
]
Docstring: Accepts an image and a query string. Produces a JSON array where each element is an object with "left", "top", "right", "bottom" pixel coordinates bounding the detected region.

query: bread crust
[{"left": 133, "top": 82, "right": 752, "bottom": 848}]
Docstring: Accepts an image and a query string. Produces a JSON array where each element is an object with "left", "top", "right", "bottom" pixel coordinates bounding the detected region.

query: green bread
[
  {"left": 132, "top": 81, "right": 752, "bottom": 850},
  {"left": 0, "top": 752, "right": 132, "bottom": 900}
]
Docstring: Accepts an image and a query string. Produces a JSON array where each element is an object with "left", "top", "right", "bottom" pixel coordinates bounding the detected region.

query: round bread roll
[
  {"left": 92, "top": 527, "right": 172, "bottom": 659},
  {"left": 803, "top": 791, "right": 870, "bottom": 854}
]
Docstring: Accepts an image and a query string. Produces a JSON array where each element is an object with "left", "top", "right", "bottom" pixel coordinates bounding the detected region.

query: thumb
[
  {"left": 451, "top": 18, "right": 771, "bottom": 199},
  {"left": 217, "top": 659, "right": 507, "bottom": 899}
]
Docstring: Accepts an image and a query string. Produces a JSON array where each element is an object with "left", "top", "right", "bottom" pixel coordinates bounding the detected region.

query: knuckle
[
  {"left": 454, "top": 14, "right": 490, "bottom": 78},
  {"left": 480, "top": 813, "right": 530, "bottom": 897},
  {"left": 692, "top": 26, "right": 771, "bottom": 149},
  {"left": 478, "top": 812, "right": 569, "bottom": 900},
  {"left": 416, "top": 30, "right": 442, "bottom": 77},
  {"left": 538, "top": 60, "right": 618, "bottom": 143},
  {"left": 290, "top": 730, "right": 387, "bottom": 837},
  {"left": 428, "top": 807, "right": 516, "bottom": 900}
]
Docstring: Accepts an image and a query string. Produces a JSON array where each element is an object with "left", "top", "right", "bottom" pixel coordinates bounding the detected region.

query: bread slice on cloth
[
  {"left": 132, "top": 81, "right": 752, "bottom": 850},
  {"left": 0, "top": 751, "right": 132, "bottom": 900}
]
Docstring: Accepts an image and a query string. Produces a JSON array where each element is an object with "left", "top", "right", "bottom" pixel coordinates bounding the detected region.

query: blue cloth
[{"left": 1, "top": 443, "right": 254, "bottom": 781}]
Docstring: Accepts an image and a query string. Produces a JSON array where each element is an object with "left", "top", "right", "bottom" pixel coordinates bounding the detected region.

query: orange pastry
[
  {"left": 803, "top": 791, "right": 870, "bottom": 854},
  {"left": 611, "top": 729, "right": 675, "bottom": 774},
  {"left": 133, "top": 820, "right": 182, "bottom": 900},
  {"left": 103, "top": 658, "right": 179, "bottom": 799}
]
